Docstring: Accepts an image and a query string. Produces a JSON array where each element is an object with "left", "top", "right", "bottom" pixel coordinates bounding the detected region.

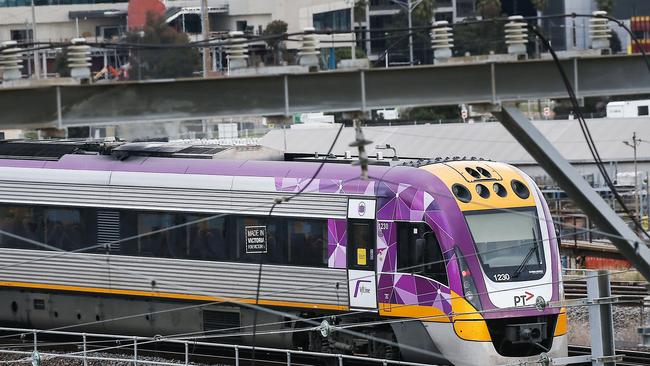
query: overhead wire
[
  {"left": 0, "top": 170, "right": 632, "bottom": 344},
  {"left": 0, "top": 209, "right": 632, "bottom": 364},
  {"left": 251, "top": 121, "right": 346, "bottom": 364},
  {"left": 0, "top": 10, "right": 644, "bottom": 360},
  {"left": 0, "top": 165, "right": 580, "bottom": 364},
  {"left": 526, "top": 23, "right": 650, "bottom": 241}
]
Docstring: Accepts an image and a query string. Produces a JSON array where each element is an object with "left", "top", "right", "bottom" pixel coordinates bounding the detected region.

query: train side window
[
  {"left": 136, "top": 212, "right": 177, "bottom": 258},
  {"left": 235, "top": 216, "right": 284, "bottom": 264},
  {"left": 0, "top": 205, "right": 45, "bottom": 250},
  {"left": 397, "top": 223, "right": 448, "bottom": 285},
  {"left": 44, "top": 208, "right": 83, "bottom": 251},
  {"left": 187, "top": 214, "right": 228, "bottom": 261},
  {"left": 287, "top": 219, "right": 327, "bottom": 266}
]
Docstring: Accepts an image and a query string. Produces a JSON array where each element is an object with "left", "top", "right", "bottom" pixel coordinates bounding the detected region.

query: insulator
[
  {"left": 68, "top": 38, "right": 91, "bottom": 80},
  {"left": 0, "top": 40, "right": 23, "bottom": 82},
  {"left": 431, "top": 21, "right": 453, "bottom": 62},
  {"left": 590, "top": 10, "right": 611, "bottom": 50},
  {"left": 298, "top": 27, "right": 320, "bottom": 68},
  {"left": 226, "top": 31, "right": 249, "bottom": 70},
  {"left": 505, "top": 15, "right": 528, "bottom": 56}
]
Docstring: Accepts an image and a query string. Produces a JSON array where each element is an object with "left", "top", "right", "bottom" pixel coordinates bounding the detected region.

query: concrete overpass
[{"left": 0, "top": 53, "right": 649, "bottom": 128}]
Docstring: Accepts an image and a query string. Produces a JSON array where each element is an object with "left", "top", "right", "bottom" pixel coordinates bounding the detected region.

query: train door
[{"left": 346, "top": 198, "right": 377, "bottom": 311}]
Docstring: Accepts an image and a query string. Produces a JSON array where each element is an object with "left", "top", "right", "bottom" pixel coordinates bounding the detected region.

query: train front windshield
[{"left": 465, "top": 209, "right": 545, "bottom": 282}]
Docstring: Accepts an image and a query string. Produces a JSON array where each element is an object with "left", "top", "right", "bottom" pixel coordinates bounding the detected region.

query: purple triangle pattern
[
  {"left": 376, "top": 182, "right": 437, "bottom": 222},
  {"left": 377, "top": 221, "right": 397, "bottom": 305},
  {"left": 273, "top": 176, "right": 453, "bottom": 316},
  {"left": 374, "top": 181, "right": 451, "bottom": 317},
  {"left": 327, "top": 219, "right": 347, "bottom": 268},
  {"left": 274, "top": 178, "right": 375, "bottom": 195}
]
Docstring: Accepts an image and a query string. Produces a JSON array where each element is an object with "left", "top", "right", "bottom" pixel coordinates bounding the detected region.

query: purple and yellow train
[{"left": 0, "top": 142, "right": 567, "bottom": 365}]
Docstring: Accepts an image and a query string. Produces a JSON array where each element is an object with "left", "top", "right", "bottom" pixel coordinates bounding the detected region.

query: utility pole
[
  {"left": 390, "top": 0, "right": 423, "bottom": 66},
  {"left": 200, "top": 0, "right": 210, "bottom": 77},
  {"left": 407, "top": 0, "right": 413, "bottom": 66},
  {"left": 623, "top": 132, "right": 646, "bottom": 223},
  {"left": 30, "top": 0, "right": 40, "bottom": 79}
]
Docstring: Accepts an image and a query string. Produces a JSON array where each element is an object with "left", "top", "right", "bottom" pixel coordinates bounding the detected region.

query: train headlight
[{"left": 456, "top": 248, "right": 483, "bottom": 311}]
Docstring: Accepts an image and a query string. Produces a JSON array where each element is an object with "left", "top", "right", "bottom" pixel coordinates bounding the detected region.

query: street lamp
[
  {"left": 623, "top": 131, "right": 647, "bottom": 222},
  {"left": 390, "top": 0, "right": 424, "bottom": 66}
]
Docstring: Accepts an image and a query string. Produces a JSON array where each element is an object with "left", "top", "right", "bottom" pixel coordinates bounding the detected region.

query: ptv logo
[{"left": 513, "top": 291, "right": 534, "bottom": 306}]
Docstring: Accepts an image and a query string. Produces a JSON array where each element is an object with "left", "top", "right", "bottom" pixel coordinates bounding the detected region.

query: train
[{"left": 0, "top": 141, "right": 567, "bottom": 365}]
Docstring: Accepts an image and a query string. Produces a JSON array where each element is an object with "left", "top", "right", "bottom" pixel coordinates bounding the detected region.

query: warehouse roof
[{"left": 260, "top": 117, "right": 650, "bottom": 165}]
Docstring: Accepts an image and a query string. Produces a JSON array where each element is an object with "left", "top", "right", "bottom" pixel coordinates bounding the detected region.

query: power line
[{"left": 528, "top": 24, "right": 650, "bottom": 242}]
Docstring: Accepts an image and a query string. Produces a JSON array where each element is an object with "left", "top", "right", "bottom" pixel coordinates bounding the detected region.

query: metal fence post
[
  {"left": 338, "top": 354, "right": 343, "bottom": 366},
  {"left": 184, "top": 341, "right": 189, "bottom": 365},
  {"left": 235, "top": 345, "right": 239, "bottom": 366},
  {"left": 83, "top": 333, "right": 87, "bottom": 366},
  {"left": 32, "top": 330, "right": 37, "bottom": 353},
  {"left": 587, "top": 270, "right": 616, "bottom": 366},
  {"left": 286, "top": 351, "right": 291, "bottom": 366},
  {"left": 133, "top": 336, "right": 138, "bottom": 366}
]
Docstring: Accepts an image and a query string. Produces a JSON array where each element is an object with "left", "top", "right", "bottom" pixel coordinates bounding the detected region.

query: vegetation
[
  {"left": 335, "top": 47, "right": 366, "bottom": 61},
  {"left": 262, "top": 20, "right": 288, "bottom": 65},
  {"left": 596, "top": 0, "right": 613, "bottom": 13},
  {"left": 53, "top": 49, "right": 70, "bottom": 77},
  {"left": 476, "top": 0, "right": 502, "bottom": 18},
  {"left": 126, "top": 12, "right": 199, "bottom": 80},
  {"left": 354, "top": 0, "right": 367, "bottom": 25},
  {"left": 530, "top": 0, "right": 547, "bottom": 11}
]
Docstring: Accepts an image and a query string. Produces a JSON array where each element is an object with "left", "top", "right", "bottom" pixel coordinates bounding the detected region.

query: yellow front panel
[
  {"left": 554, "top": 308, "right": 568, "bottom": 336},
  {"left": 422, "top": 161, "right": 536, "bottom": 211},
  {"left": 453, "top": 319, "right": 492, "bottom": 342},
  {"left": 378, "top": 303, "right": 451, "bottom": 322}
]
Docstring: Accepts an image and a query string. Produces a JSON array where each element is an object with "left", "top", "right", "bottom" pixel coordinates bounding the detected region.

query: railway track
[
  {"left": 564, "top": 279, "right": 650, "bottom": 305},
  {"left": 569, "top": 345, "right": 650, "bottom": 366}
]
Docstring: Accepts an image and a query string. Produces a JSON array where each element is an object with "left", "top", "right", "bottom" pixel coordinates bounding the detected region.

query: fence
[{"left": 0, "top": 326, "right": 434, "bottom": 366}]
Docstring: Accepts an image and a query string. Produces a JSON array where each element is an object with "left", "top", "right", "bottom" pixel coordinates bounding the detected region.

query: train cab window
[
  {"left": 347, "top": 220, "right": 375, "bottom": 270},
  {"left": 397, "top": 223, "right": 448, "bottom": 285}
]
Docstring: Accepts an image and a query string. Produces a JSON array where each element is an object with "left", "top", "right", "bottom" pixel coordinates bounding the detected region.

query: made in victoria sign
[{"left": 245, "top": 226, "right": 267, "bottom": 254}]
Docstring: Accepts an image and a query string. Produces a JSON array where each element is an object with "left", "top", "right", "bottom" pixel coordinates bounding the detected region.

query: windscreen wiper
[{"left": 512, "top": 229, "right": 539, "bottom": 278}]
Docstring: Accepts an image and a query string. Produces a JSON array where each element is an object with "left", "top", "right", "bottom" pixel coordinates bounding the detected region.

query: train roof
[
  {"left": 0, "top": 140, "right": 501, "bottom": 197},
  {"left": 0, "top": 153, "right": 397, "bottom": 180}
]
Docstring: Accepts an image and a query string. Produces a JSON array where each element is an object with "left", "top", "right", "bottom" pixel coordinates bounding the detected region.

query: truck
[{"left": 606, "top": 100, "right": 650, "bottom": 118}]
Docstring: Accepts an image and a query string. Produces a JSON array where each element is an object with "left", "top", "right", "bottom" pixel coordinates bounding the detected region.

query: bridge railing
[{"left": 0, "top": 326, "right": 435, "bottom": 366}]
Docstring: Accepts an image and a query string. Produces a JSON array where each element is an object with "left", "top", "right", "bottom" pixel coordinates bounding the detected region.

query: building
[
  {"left": 260, "top": 117, "right": 650, "bottom": 186},
  {"left": 0, "top": 0, "right": 357, "bottom": 77},
  {"left": 0, "top": 0, "right": 360, "bottom": 42}
]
